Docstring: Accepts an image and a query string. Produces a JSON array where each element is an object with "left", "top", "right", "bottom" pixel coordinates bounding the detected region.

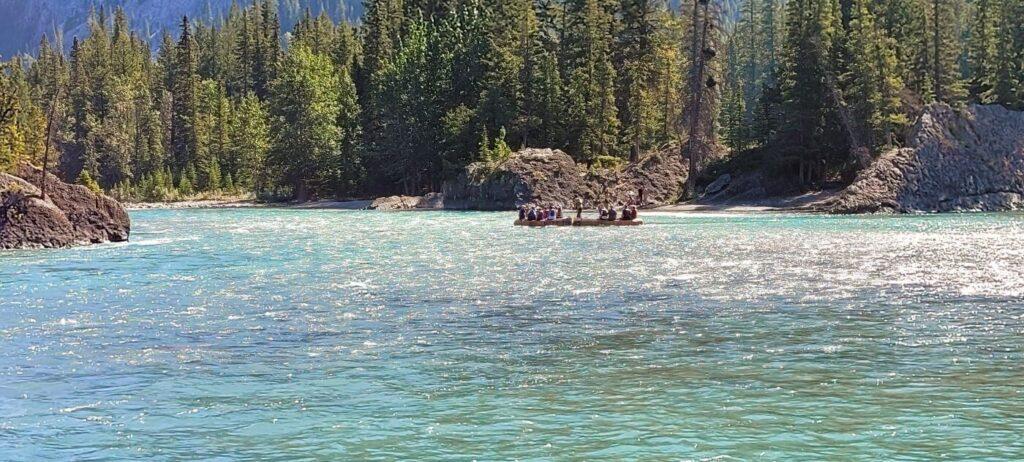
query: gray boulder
[
  {"left": 369, "top": 195, "right": 422, "bottom": 211},
  {"left": 416, "top": 192, "right": 445, "bottom": 209},
  {"left": 704, "top": 174, "right": 732, "bottom": 197}
]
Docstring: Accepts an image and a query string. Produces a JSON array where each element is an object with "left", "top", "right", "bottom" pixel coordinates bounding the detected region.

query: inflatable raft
[
  {"left": 514, "top": 218, "right": 574, "bottom": 227},
  {"left": 574, "top": 219, "right": 643, "bottom": 227},
  {"left": 514, "top": 218, "right": 643, "bottom": 227}
]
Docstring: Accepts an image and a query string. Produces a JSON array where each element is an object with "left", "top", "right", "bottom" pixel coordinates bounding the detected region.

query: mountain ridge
[{"left": 0, "top": 0, "right": 361, "bottom": 58}]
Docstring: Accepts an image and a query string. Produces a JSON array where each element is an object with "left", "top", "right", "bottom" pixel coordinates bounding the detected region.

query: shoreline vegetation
[
  {"left": 1, "top": 0, "right": 1021, "bottom": 210},
  {"left": 123, "top": 190, "right": 840, "bottom": 214}
]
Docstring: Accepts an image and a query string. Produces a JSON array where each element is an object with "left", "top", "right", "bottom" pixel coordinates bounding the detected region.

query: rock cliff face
[
  {"left": 824, "top": 104, "right": 1024, "bottom": 214},
  {"left": 1, "top": 166, "right": 130, "bottom": 249},
  {"left": 443, "top": 147, "right": 687, "bottom": 210}
]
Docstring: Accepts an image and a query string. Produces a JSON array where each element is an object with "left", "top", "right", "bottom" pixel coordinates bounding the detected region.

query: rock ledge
[{"left": 1, "top": 165, "right": 130, "bottom": 249}]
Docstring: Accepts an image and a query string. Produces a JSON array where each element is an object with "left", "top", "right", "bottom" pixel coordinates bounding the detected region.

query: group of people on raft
[{"left": 518, "top": 198, "right": 640, "bottom": 222}]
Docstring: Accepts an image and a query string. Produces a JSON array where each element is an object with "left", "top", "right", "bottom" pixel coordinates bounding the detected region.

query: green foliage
[
  {"left": 479, "top": 126, "right": 513, "bottom": 165},
  {"left": 968, "top": 0, "right": 998, "bottom": 102},
  {"left": 0, "top": 62, "right": 23, "bottom": 172},
  {"left": 843, "top": 0, "right": 907, "bottom": 150},
  {"left": 591, "top": 155, "right": 626, "bottom": 170},
  {"left": 2, "top": 0, "right": 1021, "bottom": 202},
  {"left": 77, "top": 169, "right": 102, "bottom": 193},
  {"left": 564, "top": 0, "right": 620, "bottom": 163},
  {"left": 267, "top": 45, "right": 345, "bottom": 200},
  {"left": 228, "top": 93, "right": 271, "bottom": 191},
  {"left": 993, "top": 0, "right": 1024, "bottom": 108},
  {"left": 777, "top": 0, "right": 847, "bottom": 177}
]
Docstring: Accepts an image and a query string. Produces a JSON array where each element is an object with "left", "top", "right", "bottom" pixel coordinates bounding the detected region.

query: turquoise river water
[{"left": 1, "top": 209, "right": 1024, "bottom": 461}]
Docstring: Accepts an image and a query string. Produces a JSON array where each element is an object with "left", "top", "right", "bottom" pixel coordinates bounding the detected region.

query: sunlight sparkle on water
[{"left": 1, "top": 210, "right": 1023, "bottom": 460}]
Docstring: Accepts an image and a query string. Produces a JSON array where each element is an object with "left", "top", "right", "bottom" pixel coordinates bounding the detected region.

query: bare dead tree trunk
[
  {"left": 40, "top": 87, "right": 63, "bottom": 200},
  {"left": 684, "top": 0, "right": 713, "bottom": 200},
  {"left": 813, "top": 36, "right": 871, "bottom": 171}
]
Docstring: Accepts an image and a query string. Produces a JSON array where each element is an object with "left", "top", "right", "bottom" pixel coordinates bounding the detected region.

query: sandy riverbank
[
  {"left": 653, "top": 190, "right": 839, "bottom": 214},
  {"left": 125, "top": 199, "right": 375, "bottom": 211},
  {"left": 126, "top": 190, "right": 840, "bottom": 213}
]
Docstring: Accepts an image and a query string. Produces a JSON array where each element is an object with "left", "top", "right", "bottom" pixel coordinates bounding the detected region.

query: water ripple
[{"left": 1, "top": 210, "right": 1023, "bottom": 460}]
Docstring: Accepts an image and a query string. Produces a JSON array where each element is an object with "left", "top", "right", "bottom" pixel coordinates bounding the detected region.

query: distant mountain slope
[
  {"left": 0, "top": 0, "right": 361, "bottom": 58},
  {"left": 0, "top": 0, "right": 737, "bottom": 59}
]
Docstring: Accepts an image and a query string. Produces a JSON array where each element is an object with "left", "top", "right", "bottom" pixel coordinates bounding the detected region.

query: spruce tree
[
  {"left": 616, "top": 0, "right": 661, "bottom": 160},
  {"left": 921, "top": 0, "right": 967, "bottom": 103},
  {"left": 362, "top": 0, "right": 405, "bottom": 84},
  {"left": 564, "top": 0, "right": 619, "bottom": 163},
  {"left": 268, "top": 45, "right": 343, "bottom": 201},
  {"left": 227, "top": 92, "right": 270, "bottom": 191},
  {"left": 993, "top": 0, "right": 1024, "bottom": 108},
  {"left": 844, "top": 0, "right": 906, "bottom": 151},
  {"left": 968, "top": 0, "right": 997, "bottom": 102},
  {"left": 171, "top": 16, "right": 199, "bottom": 174},
  {"left": 777, "top": 0, "right": 846, "bottom": 184}
]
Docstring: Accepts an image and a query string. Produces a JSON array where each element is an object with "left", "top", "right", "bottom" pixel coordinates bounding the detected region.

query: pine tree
[
  {"left": 968, "top": 0, "right": 997, "bottom": 101},
  {"left": 616, "top": 0, "right": 661, "bottom": 160},
  {"left": 171, "top": 16, "right": 199, "bottom": 173},
  {"left": 844, "top": 0, "right": 906, "bottom": 151},
  {"left": 475, "top": 0, "right": 532, "bottom": 148},
  {"left": 564, "top": 0, "right": 619, "bottom": 163},
  {"left": 267, "top": 45, "right": 343, "bottom": 201},
  {"left": 682, "top": 0, "right": 724, "bottom": 196},
  {"left": 920, "top": 0, "right": 967, "bottom": 103},
  {"left": 334, "top": 66, "right": 364, "bottom": 196},
  {"left": 362, "top": 0, "right": 405, "bottom": 84},
  {"left": 993, "top": 0, "right": 1024, "bottom": 108},
  {"left": 252, "top": 0, "right": 281, "bottom": 99},
  {"left": 777, "top": 0, "right": 847, "bottom": 184},
  {"left": 652, "top": 7, "right": 686, "bottom": 144},
  {"left": 721, "top": 33, "right": 748, "bottom": 151},
  {"left": 0, "top": 61, "right": 22, "bottom": 172},
  {"left": 227, "top": 92, "right": 270, "bottom": 191}
]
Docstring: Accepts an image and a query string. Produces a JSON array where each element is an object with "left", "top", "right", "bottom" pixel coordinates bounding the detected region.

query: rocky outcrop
[
  {"left": 823, "top": 104, "right": 1024, "bottom": 214},
  {"left": 443, "top": 147, "right": 688, "bottom": 210},
  {"left": 442, "top": 148, "right": 587, "bottom": 210},
  {"left": 369, "top": 195, "right": 422, "bottom": 211},
  {"left": 1, "top": 166, "right": 130, "bottom": 249},
  {"left": 584, "top": 147, "right": 689, "bottom": 206},
  {"left": 416, "top": 192, "right": 445, "bottom": 209},
  {"left": 369, "top": 193, "right": 445, "bottom": 211}
]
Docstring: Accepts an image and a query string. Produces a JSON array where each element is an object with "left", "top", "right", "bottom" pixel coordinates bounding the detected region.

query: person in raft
[
  {"left": 519, "top": 206, "right": 527, "bottom": 221},
  {"left": 574, "top": 198, "right": 584, "bottom": 219},
  {"left": 619, "top": 204, "right": 631, "bottom": 221},
  {"left": 527, "top": 206, "right": 538, "bottom": 221},
  {"left": 608, "top": 205, "right": 618, "bottom": 221}
]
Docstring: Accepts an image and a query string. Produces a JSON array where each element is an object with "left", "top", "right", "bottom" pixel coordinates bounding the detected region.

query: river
[{"left": 1, "top": 209, "right": 1023, "bottom": 460}]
